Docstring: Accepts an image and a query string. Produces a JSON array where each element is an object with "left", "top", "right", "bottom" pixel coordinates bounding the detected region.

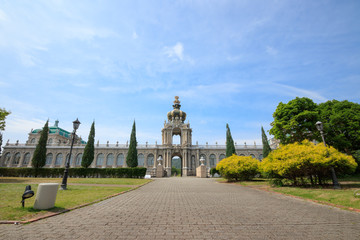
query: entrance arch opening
[
  {"left": 171, "top": 156, "right": 182, "bottom": 177},
  {"left": 172, "top": 135, "right": 181, "bottom": 145},
  {"left": 172, "top": 127, "right": 181, "bottom": 145}
]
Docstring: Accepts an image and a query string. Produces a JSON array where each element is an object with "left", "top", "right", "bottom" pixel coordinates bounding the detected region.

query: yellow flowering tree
[
  {"left": 261, "top": 140, "right": 357, "bottom": 185},
  {"left": 216, "top": 155, "right": 259, "bottom": 181}
]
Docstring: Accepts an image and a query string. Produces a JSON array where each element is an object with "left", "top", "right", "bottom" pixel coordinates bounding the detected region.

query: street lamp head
[
  {"left": 21, "top": 185, "right": 34, "bottom": 207},
  {"left": 73, "top": 118, "right": 81, "bottom": 130},
  {"left": 315, "top": 121, "right": 323, "bottom": 132}
]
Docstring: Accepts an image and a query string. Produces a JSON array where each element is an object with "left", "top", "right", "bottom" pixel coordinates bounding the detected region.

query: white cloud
[
  {"left": 226, "top": 55, "right": 242, "bottom": 62},
  {"left": 49, "top": 68, "right": 81, "bottom": 75},
  {"left": 266, "top": 46, "right": 278, "bottom": 56},
  {"left": 0, "top": 9, "right": 7, "bottom": 21},
  {"left": 2, "top": 116, "right": 45, "bottom": 143},
  {"left": 132, "top": 31, "right": 138, "bottom": 39},
  {"left": 19, "top": 53, "right": 37, "bottom": 67},
  {"left": 272, "top": 83, "right": 327, "bottom": 102},
  {"left": 164, "top": 42, "right": 184, "bottom": 61},
  {"left": 65, "top": 26, "right": 117, "bottom": 41},
  {"left": 179, "top": 82, "right": 243, "bottom": 98}
]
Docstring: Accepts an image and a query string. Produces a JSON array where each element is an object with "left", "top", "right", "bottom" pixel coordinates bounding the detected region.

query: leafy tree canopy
[
  {"left": 0, "top": 108, "right": 11, "bottom": 131},
  {"left": 270, "top": 97, "right": 319, "bottom": 144},
  {"left": 317, "top": 100, "right": 360, "bottom": 155}
]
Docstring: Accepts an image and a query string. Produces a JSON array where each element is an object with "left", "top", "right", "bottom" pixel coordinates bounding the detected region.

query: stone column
[
  {"left": 18, "top": 153, "right": 25, "bottom": 168},
  {"left": 50, "top": 153, "right": 56, "bottom": 168}
]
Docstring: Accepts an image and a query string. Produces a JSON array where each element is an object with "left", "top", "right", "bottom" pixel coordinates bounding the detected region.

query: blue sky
[{"left": 1, "top": 0, "right": 359, "bottom": 146}]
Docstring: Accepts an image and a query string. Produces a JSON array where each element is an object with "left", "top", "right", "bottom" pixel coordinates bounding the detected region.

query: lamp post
[
  {"left": 60, "top": 118, "right": 81, "bottom": 190},
  {"left": 315, "top": 121, "right": 340, "bottom": 189}
]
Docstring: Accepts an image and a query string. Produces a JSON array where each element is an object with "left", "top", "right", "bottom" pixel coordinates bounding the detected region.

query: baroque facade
[{"left": 0, "top": 97, "right": 263, "bottom": 177}]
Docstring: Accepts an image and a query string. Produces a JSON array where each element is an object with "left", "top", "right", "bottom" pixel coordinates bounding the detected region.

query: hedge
[{"left": 0, "top": 167, "right": 147, "bottom": 178}]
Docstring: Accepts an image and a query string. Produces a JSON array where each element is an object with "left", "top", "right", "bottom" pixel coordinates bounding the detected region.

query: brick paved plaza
[{"left": 1, "top": 178, "right": 360, "bottom": 239}]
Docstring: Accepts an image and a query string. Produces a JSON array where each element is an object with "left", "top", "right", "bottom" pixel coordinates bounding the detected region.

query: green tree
[
  {"left": 317, "top": 100, "right": 360, "bottom": 155},
  {"left": 126, "top": 120, "right": 138, "bottom": 167},
  {"left": 269, "top": 97, "right": 319, "bottom": 144},
  {"left": 226, "top": 123, "right": 236, "bottom": 157},
  {"left": 81, "top": 121, "right": 95, "bottom": 168},
  {"left": 0, "top": 132, "right": 3, "bottom": 155},
  {"left": 31, "top": 120, "right": 49, "bottom": 173},
  {"left": 261, "top": 126, "right": 271, "bottom": 158},
  {"left": 353, "top": 150, "right": 360, "bottom": 174},
  {"left": 0, "top": 108, "right": 10, "bottom": 131}
]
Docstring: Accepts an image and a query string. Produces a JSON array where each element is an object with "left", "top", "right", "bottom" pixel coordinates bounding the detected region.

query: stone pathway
[{"left": 1, "top": 178, "right": 360, "bottom": 239}]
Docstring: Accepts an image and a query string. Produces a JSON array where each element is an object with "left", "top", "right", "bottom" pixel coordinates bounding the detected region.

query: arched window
[
  {"left": 96, "top": 154, "right": 104, "bottom": 166},
  {"left": 106, "top": 154, "right": 114, "bottom": 166},
  {"left": 239, "top": 154, "right": 245, "bottom": 156},
  {"left": 76, "top": 154, "right": 83, "bottom": 166},
  {"left": 23, "top": 153, "right": 31, "bottom": 166},
  {"left": 48, "top": 138, "right": 53, "bottom": 145},
  {"left": 46, "top": 153, "right": 53, "bottom": 165},
  {"left": 3, "top": 153, "right": 11, "bottom": 166},
  {"left": 219, "top": 154, "right": 226, "bottom": 161},
  {"left": 138, "top": 154, "right": 144, "bottom": 166},
  {"left": 117, "top": 154, "right": 124, "bottom": 166},
  {"left": 55, "top": 153, "right": 63, "bottom": 166},
  {"left": 250, "top": 154, "right": 255, "bottom": 158},
  {"left": 147, "top": 154, "right": 154, "bottom": 167},
  {"left": 30, "top": 138, "right": 36, "bottom": 144},
  {"left": 13, "top": 152, "right": 21, "bottom": 165},
  {"left": 200, "top": 154, "right": 206, "bottom": 166},
  {"left": 259, "top": 154, "right": 263, "bottom": 161},
  {"left": 209, "top": 154, "right": 216, "bottom": 167}
]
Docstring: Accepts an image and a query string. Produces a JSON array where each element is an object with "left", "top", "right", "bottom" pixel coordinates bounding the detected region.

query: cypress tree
[
  {"left": 126, "top": 120, "right": 138, "bottom": 167},
  {"left": 261, "top": 126, "right": 272, "bottom": 158},
  {"left": 31, "top": 120, "right": 49, "bottom": 173},
  {"left": 226, "top": 123, "right": 236, "bottom": 157},
  {"left": 81, "top": 121, "right": 95, "bottom": 168},
  {"left": 0, "top": 132, "right": 2, "bottom": 154}
]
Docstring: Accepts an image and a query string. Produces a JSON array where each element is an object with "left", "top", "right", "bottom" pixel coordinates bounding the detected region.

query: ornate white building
[{"left": 0, "top": 97, "right": 263, "bottom": 177}]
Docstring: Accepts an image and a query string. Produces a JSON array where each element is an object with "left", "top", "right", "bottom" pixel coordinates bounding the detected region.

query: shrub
[
  {"left": 210, "top": 167, "right": 220, "bottom": 177},
  {"left": 261, "top": 140, "right": 357, "bottom": 185},
  {"left": 216, "top": 154, "right": 259, "bottom": 181},
  {"left": 0, "top": 167, "right": 147, "bottom": 178}
]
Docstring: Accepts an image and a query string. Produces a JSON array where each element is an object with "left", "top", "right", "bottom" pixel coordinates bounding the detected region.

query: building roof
[{"left": 31, "top": 120, "right": 86, "bottom": 144}]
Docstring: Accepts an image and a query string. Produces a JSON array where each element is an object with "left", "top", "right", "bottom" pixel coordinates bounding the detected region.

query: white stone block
[{"left": 33, "top": 183, "right": 59, "bottom": 210}]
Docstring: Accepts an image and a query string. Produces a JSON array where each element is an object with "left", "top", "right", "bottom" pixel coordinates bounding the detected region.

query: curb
[{"left": 0, "top": 180, "right": 153, "bottom": 225}]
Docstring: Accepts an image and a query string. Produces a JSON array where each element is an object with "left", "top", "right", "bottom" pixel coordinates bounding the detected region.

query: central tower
[{"left": 161, "top": 96, "right": 192, "bottom": 176}]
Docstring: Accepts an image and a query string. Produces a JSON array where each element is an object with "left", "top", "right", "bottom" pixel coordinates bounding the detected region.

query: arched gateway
[{"left": 1, "top": 96, "right": 263, "bottom": 177}]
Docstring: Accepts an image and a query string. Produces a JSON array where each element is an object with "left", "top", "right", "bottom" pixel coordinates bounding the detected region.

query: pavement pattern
[{"left": 1, "top": 177, "right": 360, "bottom": 240}]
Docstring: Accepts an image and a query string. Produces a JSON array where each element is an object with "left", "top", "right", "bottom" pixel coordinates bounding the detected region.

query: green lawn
[
  {"left": 217, "top": 176, "right": 360, "bottom": 210},
  {"left": 272, "top": 187, "right": 360, "bottom": 209},
  {"left": 0, "top": 177, "right": 149, "bottom": 185},
  {"left": 0, "top": 177, "right": 151, "bottom": 221}
]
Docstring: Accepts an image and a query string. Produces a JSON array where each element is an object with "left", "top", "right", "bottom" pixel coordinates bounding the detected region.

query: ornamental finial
[{"left": 174, "top": 96, "right": 180, "bottom": 104}]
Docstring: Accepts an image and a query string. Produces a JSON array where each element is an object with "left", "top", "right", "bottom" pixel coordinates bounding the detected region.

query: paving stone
[{"left": 1, "top": 178, "right": 360, "bottom": 239}]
